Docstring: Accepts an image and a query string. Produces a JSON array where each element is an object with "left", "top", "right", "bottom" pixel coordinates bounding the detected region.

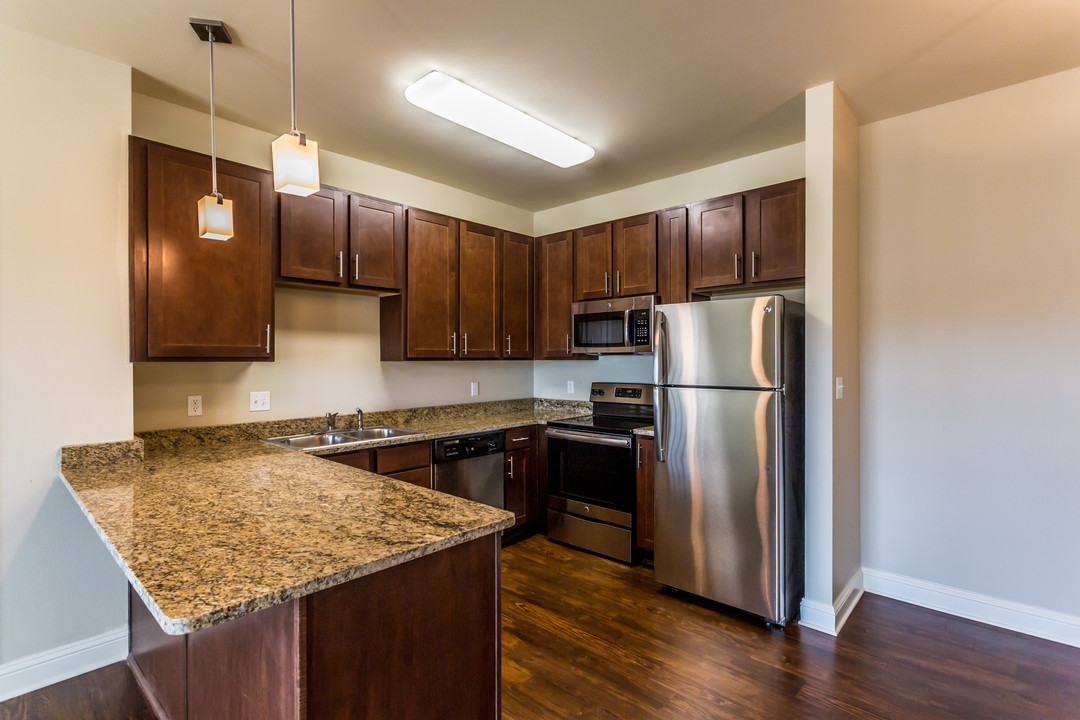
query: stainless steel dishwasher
[{"left": 432, "top": 431, "right": 505, "bottom": 508}]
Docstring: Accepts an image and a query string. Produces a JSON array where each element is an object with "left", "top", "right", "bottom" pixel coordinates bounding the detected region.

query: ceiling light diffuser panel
[{"left": 405, "top": 71, "right": 594, "bottom": 168}]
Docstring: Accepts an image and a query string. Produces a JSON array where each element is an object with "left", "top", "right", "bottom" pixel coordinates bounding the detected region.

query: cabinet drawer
[
  {"left": 504, "top": 426, "right": 535, "bottom": 451},
  {"left": 327, "top": 449, "right": 373, "bottom": 471},
  {"left": 386, "top": 467, "right": 432, "bottom": 489},
  {"left": 376, "top": 442, "right": 431, "bottom": 475}
]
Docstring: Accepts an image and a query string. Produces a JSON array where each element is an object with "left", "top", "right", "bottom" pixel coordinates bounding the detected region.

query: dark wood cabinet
[
  {"left": 459, "top": 222, "right": 502, "bottom": 359},
  {"left": 635, "top": 436, "right": 655, "bottom": 553},
  {"left": 406, "top": 209, "right": 459, "bottom": 359},
  {"left": 501, "top": 233, "right": 533, "bottom": 359},
  {"left": 657, "top": 207, "right": 688, "bottom": 304},
  {"left": 279, "top": 187, "right": 348, "bottom": 284},
  {"left": 504, "top": 426, "right": 538, "bottom": 540},
  {"left": 688, "top": 193, "right": 744, "bottom": 293},
  {"left": 573, "top": 222, "right": 613, "bottom": 301},
  {"left": 130, "top": 137, "right": 275, "bottom": 361},
  {"left": 535, "top": 232, "right": 575, "bottom": 359},
  {"left": 612, "top": 213, "right": 658, "bottom": 297},
  {"left": 745, "top": 179, "right": 805, "bottom": 284},
  {"left": 350, "top": 194, "right": 405, "bottom": 291},
  {"left": 327, "top": 441, "right": 431, "bottom": 488}
]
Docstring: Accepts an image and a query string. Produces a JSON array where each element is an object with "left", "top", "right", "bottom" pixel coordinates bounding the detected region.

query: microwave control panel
[{"left": 633, "top": 310, "right": 650, "bottom": 346}]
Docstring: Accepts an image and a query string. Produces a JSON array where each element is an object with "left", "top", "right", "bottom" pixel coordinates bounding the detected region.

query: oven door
[{"left": 545, "top": 427, "right": 635, "bottom": 512}]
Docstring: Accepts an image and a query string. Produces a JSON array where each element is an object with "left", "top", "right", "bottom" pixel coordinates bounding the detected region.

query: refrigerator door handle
[
  {"left": 654, "top": 386, "right": 667, "bottom": 463},
  {"left": 653, "top": 310, "right": 668, "bottom": 385}
]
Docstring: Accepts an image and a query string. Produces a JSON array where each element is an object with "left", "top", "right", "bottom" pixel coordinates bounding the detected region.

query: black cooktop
[{"left": 547, "top": 414, "right": 654, "bottom": 435}]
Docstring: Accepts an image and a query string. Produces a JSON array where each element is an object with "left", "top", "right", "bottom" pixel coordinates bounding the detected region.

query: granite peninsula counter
[{"left": 59, "top": 398, "right": 588, "bottom": 720}]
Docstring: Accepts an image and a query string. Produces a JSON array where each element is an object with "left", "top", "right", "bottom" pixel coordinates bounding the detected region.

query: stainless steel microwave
[{"left": 570, "top": 295, "right": 654, "bottom": 355}]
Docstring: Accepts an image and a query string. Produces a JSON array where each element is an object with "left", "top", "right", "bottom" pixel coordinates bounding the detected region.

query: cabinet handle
[
  {"left": 338, "top": 251, "right": 344, "bottom": 278},
  {"left": 751, "top": 251, "right": 757, "bottom": 279},
  {"left": 637, "top": 442, "right": 642, "bottom": 468},
  {"left": 604, "top": 271, "right": 609, "bottom": 294},
  {"left": 511, "top": 436, "right": 529, "bottom": 442},
  {"left": 452, "top": 332, "right": 457, "bottom": 355},
  {"left": 506, "top": 335, "right": 511, "bottom": 355},
  {"left": 734, "top": 253, "right": 740, "bottom": 281},
  {"left": 463, "top": 332, "right": 468, "bottom": 355},
  {"left": 566, "top": 334, "right": 570, "bottom": 355},
  {"left": 265, "top": 324, "right": 271, "bottom": 354},
  {"left": 616, "top": 270, "right": 621, "bottom": 293},
  {"left": 508, "top": 455, "right": 514, "bottom": 479},
  {"left": 354, "top": 254, "right": 359, "bottom": 281}
]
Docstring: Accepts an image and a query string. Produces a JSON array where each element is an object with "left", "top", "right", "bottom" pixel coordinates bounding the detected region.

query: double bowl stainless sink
[{"left": 264, "top": 426, "right": 423, "bottom": 451}]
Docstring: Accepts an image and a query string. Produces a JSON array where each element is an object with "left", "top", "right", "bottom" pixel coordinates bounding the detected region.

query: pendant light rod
[
  {"left": 289, "top": 0, "right": 298, "bottom": 136},
  {"left": 208, "top": 26, "right": 220, "bottom": 199}
]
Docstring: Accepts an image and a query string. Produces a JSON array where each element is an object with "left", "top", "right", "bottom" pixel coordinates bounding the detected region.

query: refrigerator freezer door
[
  {"left": 654, "top": 386, "right": 783, "bottom": 622},
  {"left": 655, "top": 296, "right": 782, "bottom": 389}
]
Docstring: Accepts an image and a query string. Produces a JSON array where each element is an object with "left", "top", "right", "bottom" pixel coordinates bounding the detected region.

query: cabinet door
[
  {"left": 326, "top": 449, "right": 373, "bottom": 471},
  {"left": 504, "top": 448, "right": 531, "bottom": 529},
  {"left": 573, "top": 222, "right": 612, "bottom": 301},
  {"left": 406, "top": 209, "right": 458, "bottom": 359},
  {"left": 350, "top": 194, "right": 405, "bottom": 291},
  {"left": 746, "top": 179, "right": 805, "bottom": 284},
  {"left": 635, "top": 437, "right": 655, "bottom": 552},
  {"left": 657, "top": 207, "right": 688, "bottom": 304},
  {"left": 688, "top": 194, "right": 744, "bottom": 292},
  {"left": 612, "top": 213, "right": 657, "bottom": 297},
  {"left": 143, "top": 142, "right": 274, "bottom": 359},
  {"left": 535, "top": 232, "right": 574, "bottom": 359},
  {"left": 279, "top": 187, "right": 347, "bottom": 284},
  {"left": 501, "top": 233, "right": 533, "bottom": 359},
  {"left": 458, "top": 222, "right": 501, "bottom": 359}
]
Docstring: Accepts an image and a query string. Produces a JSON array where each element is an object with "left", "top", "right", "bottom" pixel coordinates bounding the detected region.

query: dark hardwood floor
[{"left": 3, "top": 534, "right": 1078, "bottom": 719}]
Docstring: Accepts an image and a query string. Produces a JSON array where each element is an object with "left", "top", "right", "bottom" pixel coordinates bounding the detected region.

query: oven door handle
[{"left": 545, "top": 428, "right": 632, "bottom": 449}]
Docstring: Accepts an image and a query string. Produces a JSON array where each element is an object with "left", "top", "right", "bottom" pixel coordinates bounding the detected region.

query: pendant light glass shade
[
  {"left": 198, "top": 194, "right": 234, "bottom": 240},
  {"left": 273, "top": 0, "right": 320, "bottom": 197},
  {"left": 272, "top": 132, "right": 320, "bottom": 196}
]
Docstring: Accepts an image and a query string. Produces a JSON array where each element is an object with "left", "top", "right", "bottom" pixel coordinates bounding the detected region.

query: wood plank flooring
[{"left": 3, "top": 534, "right": 1079, "bottom": 719}]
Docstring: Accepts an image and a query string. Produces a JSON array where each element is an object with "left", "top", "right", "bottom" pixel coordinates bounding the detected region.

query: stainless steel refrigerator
[{"left": 653, "top": 295, "right": 804, "bottom": 625}]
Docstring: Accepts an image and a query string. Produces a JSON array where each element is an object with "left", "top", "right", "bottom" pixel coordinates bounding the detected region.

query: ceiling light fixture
[
  {"left": 405, "top": 71, "right": 595, "bottom": 168},
  {"left": 190, "top": 19, "right": 234, "bottom": 240},
  {"left": 272, "top": 0, "right": 320, "bottom": 196}
]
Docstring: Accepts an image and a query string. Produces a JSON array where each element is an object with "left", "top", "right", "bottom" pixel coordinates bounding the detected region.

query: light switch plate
[
  {"left": 567, "top": 381, "right": 575, "bottom": 394},
  {"left": 470, "top": 381, "right": 479, "bottom": 397},
  {"left": 835, "top": 377, "right": 845, "bottom": 400},
  {"left": 250, "top": 391, "right": 271, "bottom": 411}
]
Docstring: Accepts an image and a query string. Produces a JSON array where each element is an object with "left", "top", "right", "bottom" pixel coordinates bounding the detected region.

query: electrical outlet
[
  {"left": 470, "top": 381, "right": 479, "bottom": 397},
  {"left": 835, "top": 377, "right": 845, "bottom": 400},
  {"left": 567, "top": 381, "right": 575, "bottom": 394},
  {"left": 250, "top": 391, "right": 271, "bottom": 412},
  {"left": 187, "top": 395, "right": 203, "bottom": 417}
]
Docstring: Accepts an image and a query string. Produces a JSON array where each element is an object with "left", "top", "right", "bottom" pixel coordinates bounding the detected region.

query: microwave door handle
[{"left": 624, "top": 309, "right": 632, "bottom": 348}]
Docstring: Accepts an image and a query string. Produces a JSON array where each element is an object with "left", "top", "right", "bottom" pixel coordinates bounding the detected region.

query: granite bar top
[
  {"left": 60, "top": 398, "right": 590, "bottom": 636},
  {"left": 634, "top": 426, "right": 655, "bottom": 437}
]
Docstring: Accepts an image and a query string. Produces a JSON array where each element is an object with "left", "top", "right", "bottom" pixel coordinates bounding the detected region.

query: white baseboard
[
  {"left": 0, "top": 627, "right": 127, "bottom": 702},
  {"left": 862, "top": 568, "right": 1080, "bottom": 649},
  {"left": 799, "top": 567, "right": 865, "bottom": 636}
]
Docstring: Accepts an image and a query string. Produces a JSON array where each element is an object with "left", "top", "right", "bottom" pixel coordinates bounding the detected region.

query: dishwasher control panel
[{"left": 433, "top": 431, "right": 505, "bottom": 462}]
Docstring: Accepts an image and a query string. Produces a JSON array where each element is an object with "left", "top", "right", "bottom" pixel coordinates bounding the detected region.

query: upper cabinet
[
  {"left": 688, "top": 194, "right": 745, "bottom": 292},
  {"left": 745, "top": 179, "right": 805, "bottom": 284},
  {"left": 612, "top": 213, "right": 658, "bottom": 297},
  {"left": 657, "top": 207, "right": 688, "bottom": 305},
  {"left": 573, "top": 223, "right": 613, "bottom": 301},
  {"left": 404, "top": 209, "right": 459, "bottom": 359},
  {"left": 688, "top": 180, "right": 805, "bottom": 295},
  {"left": 501, "top": 233, "right": 533, "bottom": 359},
  {"left": 458, "top": 221, "right": 502, "bottom": 359},
  {"left": 130, "top": 138, "right": 275, "bottom": 361},
  {"left": 535, "top": 232, "right": 575, "bottom": 359},
  {"left": 279, "top": 189, "right": 404, "bottom": 293}
]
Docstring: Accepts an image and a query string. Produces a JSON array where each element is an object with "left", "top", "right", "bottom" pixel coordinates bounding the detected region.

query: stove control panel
[{"left": 589, "top": 382, "right": 652, "bottom": 405}]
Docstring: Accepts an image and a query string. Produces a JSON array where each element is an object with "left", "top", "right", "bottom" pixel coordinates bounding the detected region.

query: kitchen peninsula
[{"left": 57, "top": 401, "right": 574, "bottom": 720}]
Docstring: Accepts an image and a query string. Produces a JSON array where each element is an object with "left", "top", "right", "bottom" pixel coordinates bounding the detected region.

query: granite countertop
[
  {"left": 59, "top": 398, "right": 589, "bottom": 636},
  {"left": 634, "top": 426, "right": 655, "bottom": 437}
]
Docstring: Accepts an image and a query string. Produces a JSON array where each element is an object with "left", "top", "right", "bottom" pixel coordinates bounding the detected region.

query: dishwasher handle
[{"left": 545, "top": 428, "right": 632, "bottom": 449}]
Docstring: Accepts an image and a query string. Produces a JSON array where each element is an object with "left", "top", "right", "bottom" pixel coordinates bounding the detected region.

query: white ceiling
[{"left": 3, "top": 0, "right": 1079, "bottom": 210}]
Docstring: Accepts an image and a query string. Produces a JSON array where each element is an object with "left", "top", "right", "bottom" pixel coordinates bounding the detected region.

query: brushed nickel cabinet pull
[
  {"left": 354, "top": 254, "right": 359, "bottom": 280},
  {"left": 506, "top": 335, "right": 511, "bottom": 355},
  {"left": 604, "top": 271, "right": 609, "bottom": 294},
  {"left": 751, "top": 251, "right": 758, "bottom": 278},
  {"left": 452, "top": 332, "right": 457, "bottom": 355},
  {"left": 508, "top": 455, "right": 514, "bottom": 479},
  {"left": 265, "top": 324, "right": 271, "bottom": 354},
  {"left": 734, "top": 253, "right": 740, "bottom": 281},
  {"left": 463, "top": 333, "right": 469, "bottom": 355},
  {"left": 616, "top": 270, "right": 621, "bottom": 293},
  {"left": 338, "top": 250, "right": 344, "bottom": 277},
  {"left": 566, "top": 334, "right": 570, "bottom": 355}
]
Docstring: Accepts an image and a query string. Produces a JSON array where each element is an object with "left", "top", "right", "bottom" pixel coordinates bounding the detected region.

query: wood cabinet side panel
[
  {"left": 129, "top": 137, "right": 150, "bottom": 362},
  {"left": 129, "top": 586, "right": 188, "bottom": 720},
  {"left": 306, "top": 536, "right": 500, "bottom": 720}
]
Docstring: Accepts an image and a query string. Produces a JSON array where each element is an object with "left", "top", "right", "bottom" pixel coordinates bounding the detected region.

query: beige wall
[
  {"left": 131, "top": 96, "right": 535, "bottom": 431},
  {"left": 0, "top": 24, "right": 132, "bottom": 673},
  {"left": 860, "top": 66, "right": 1080, "bottom": 615},
  {"left": 801, "top": 82, "right": 861, "bottom": 631}
]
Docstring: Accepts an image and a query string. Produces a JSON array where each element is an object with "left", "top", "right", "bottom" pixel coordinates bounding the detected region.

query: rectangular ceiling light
[{"left": 405, "top": 71, "right": 595, "bottom": 168}]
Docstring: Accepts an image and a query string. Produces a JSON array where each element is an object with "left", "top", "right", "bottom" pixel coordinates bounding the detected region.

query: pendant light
[
  {"left": 191, "top": 19, "right": 234, "bottom": 240},
  {"left": 272, "top": 0, "right": 320, "bottom": 196}
]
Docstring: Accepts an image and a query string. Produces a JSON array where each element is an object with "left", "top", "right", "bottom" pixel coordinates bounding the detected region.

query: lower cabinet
[
  {"left": 327, "top": 441, "right": 432, "bottom": 488},
  {"left": 503, "top": 426, "right": 538, "bottom": 540},
  {"left": 635, "top": 436, "right": 655, "bottom": 553}
]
